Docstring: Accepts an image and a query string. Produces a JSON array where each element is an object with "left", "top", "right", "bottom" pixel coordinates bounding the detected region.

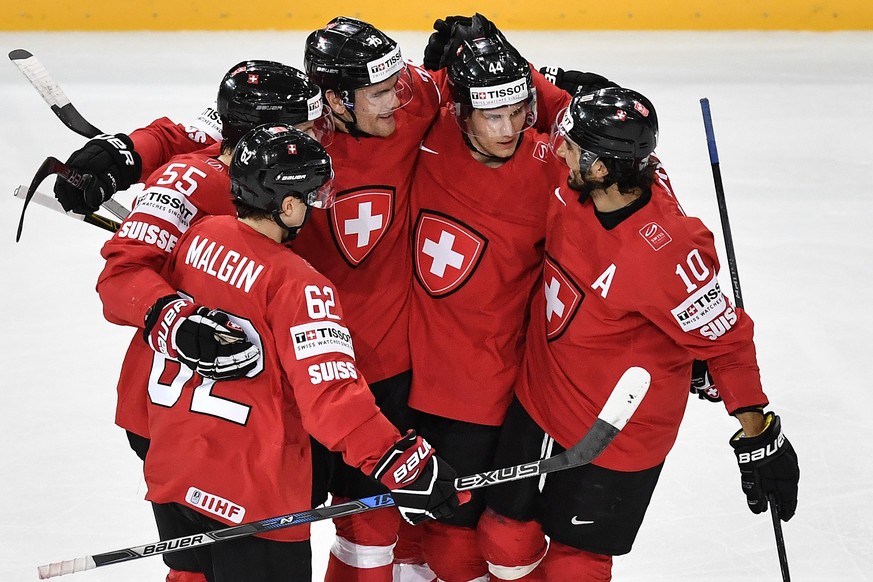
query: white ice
[{"left": 1, "top": 29, "right": 871, "bottom": 582}]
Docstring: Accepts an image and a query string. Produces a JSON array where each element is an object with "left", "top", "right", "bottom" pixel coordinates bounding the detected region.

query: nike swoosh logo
[
  {"left": 419, "top": 142, "right": 439, "bottom": 154},
  {"left": 571, "top": 517, "right": 594, "bottom": 526},
  {"left": 553, "top": 187, "right": 567, "bottom": 206}
]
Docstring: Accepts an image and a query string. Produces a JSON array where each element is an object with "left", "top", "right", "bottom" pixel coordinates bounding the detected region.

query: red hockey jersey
[
  {"left": 516, "top": 163, "right": 768, "bottom": 472},
  {"left": 407, "top": 108, "right": 566, "bottom": 426},
  {"left": 98, "top": 145, "right": 235, "bottom": 437},
  {"left": 143, "top": 216, "right": 400, "bottom": 541}
]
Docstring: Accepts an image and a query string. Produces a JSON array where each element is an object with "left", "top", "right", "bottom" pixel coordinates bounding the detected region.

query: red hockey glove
[
  {"left": 730, "top": 412, "right": 799, "bottom": 521},
  {"left": 372, "top": 430, "right": 466, "bottom": 525},
  {"left": 143, "top": 295, "right": 260, "bottom": 381}
]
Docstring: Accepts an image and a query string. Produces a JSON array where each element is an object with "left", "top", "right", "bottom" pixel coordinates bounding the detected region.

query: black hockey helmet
[
  {"left": 447, "top": 36, "right": 536, "bottom": 136},
  {"left": 551, "top": 86, "right": 658, "bottom": 173},
  {"left": 304, "top": 16, "right": 413, "bottom": 109},
  {"left": 218, "top": 60, "right": 333, "bottom": 146},
  {"left": 230, "top": 124, "right": 335, "bottom": 213}
]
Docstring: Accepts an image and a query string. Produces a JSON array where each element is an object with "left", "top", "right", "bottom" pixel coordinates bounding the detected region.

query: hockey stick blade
[
  {"left": 13, "top": 186, "right": 121, "bottom": 233},
  {"left": 36, "top": 367, "right": 649, "bottom": 579},
  {"left": 9, "top": 49, "right": 102, "bottom": 139}
]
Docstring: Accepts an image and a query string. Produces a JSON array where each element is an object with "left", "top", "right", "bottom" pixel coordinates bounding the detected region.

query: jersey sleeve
[
  {"left": 407, "top": 63, "right": 447, "bottom": 118},
  {"left": 131, "top": 106, "right": 222, "bottom": 180},
  {"left": 97, "top": 157, "right": 221, "bottom": 328},
  {"left": 269, "top": 276, "right": 400, "bottom": 475},
  {"left": 631, "top": 223, "right": 768, "bottom": 414}
]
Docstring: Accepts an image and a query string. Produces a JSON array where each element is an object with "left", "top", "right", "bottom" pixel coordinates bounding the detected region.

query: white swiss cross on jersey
[
  {"left": 328, "top": 187, "right": 394, "bottom": 266},
  {"left": 414, "top": 210, "right": 487, "bottom": 297},
  {"left": 543, "top": 254, "right": 584, "bottom": 340}
]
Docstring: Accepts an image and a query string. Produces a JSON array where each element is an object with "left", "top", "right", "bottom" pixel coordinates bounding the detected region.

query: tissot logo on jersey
[
  {"left": 671, "top": 275, "right": 729, "bottom": 333},
  {"left": 290, "top": 321, "right": 355, "bottom": 360},
  {"left": 185, "top": 487, "right": 245, "bottom": 524},
  {"left": 413, "top": 210, "right": 487, "bottom": 297},
  {"left": 133, "top": 186, "right": 198, "bottom": 230},
  {"left": 309, "top": 361, "right": 358, "bottom": 384}
]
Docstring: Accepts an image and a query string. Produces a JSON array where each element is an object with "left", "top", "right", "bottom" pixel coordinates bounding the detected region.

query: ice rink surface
[{"left": 1, "top": 29, "right": 871, "bottom": 581}]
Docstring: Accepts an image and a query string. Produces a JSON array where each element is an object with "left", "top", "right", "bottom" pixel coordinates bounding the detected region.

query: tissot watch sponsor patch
[
  {"left": 413, "top": 210, "right": 487, "bottom": 297},
  {"left": 544, "top": 254, "right": 584, "bottom": 340},
  {"left": 290, "top": 321, "right": 355, "bottom": 360},
  {"left": 328, "top": 187, "right": 394, "bottom": 266},
  {"left": 671, "top": 275, "right": 728, "bottom": 332}
]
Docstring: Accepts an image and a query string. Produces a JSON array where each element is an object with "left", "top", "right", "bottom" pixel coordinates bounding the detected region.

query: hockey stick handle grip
[
  {"left": 37, "top": 557, "right": 96, "bottom": 579},
  {"left": 699, "top": 98, "right": 720, "bottom": 164}
]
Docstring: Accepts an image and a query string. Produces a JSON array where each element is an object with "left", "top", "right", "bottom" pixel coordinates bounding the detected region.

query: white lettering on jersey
[
  {"left": 185, "top": 235, "right": 265, "bottom": 293},
  {"left": 189, "top": 103, "right": 223, "bottom": 143},
  {"left": 308, "top": 361, "right": 358, "bottom": 384},
  {"left": 116, "top": 221, "right": 178, "bottom": 252},
  {"left": 670, "top": 275, "right": 728, "bottom": 332},
  {"left": 700, "top": 306, "right": 738, "bottom": 340},
  {"left": 591, "top": 264, "right": 617, "bottom": 298},
  {"left": 132, "top": 186, "right": 198, "bottom": 231},
  {"left": 185, "top": 487, "right": 245, "bottom": 524},
  {"left": 290, "top": 321, "right": 355, "bottom": 360}
]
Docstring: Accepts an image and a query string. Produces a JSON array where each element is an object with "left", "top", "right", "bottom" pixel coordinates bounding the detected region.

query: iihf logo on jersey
[
  {"left": 185, "top": 487, "right": 246, "bottom": 524},
  {"left": 413, "top": 210, "right": 488, "bottom": 298}
]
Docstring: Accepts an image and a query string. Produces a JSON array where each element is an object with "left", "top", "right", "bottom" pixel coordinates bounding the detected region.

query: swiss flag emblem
[
  {"left": 543, "top": 254, "right": 584, "bottom": 340},
  {"left": 328, "top": 187, "right": 395, "bottom": 267},
  {"left": 414, "top": 210, "right": 488, "bottom": 297}
]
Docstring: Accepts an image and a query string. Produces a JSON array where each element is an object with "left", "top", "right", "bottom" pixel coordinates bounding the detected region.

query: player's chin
[{"left": 371, "top": 114, "right": 397, "bottom": 137}]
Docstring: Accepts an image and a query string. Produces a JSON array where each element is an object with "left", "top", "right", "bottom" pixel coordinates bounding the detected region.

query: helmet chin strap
[
  {"left": 271, "top": 205, "right": 312, "bottom": 242},
  {"left": 462, "top": 132, "right": 523, "bottom": 163}
]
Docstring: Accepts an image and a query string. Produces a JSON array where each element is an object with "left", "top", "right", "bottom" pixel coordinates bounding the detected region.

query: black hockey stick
[
  {"left": 9, "top": 49, "right": 131, "bottom": 234},
  {"left": 14, "top": 158, "right": 129, "bottom": 241},
  {"left": 12, "top": 186, "right": 121, "bottom": 233},
  {"left": 700, "top": 98, "right": 790, "bottom": 582},
  {"left": 36, "top": 366, "right": 650, "bottom": 579},
  {"left": 9, "top": 49, "right": 102, "bottom": 139}
]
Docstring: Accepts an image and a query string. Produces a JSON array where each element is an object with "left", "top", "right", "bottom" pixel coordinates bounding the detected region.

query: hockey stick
[
  {"left": 12, "top": 186, "right": 121, "bottom": 233},
  {"left": 9, "top": 49, "right": 102, "bottom": 139},
  {"left": 9, "top": 49, "right": 132, "bottom": 233},
  {"left": 700, "top": 98, "right": 790, "bottom": 582},
  {"left": 14, "top": 158, "right": 129, "bottom": 241},
  {"left": 36, "top": 366, "right": 650, "bottom": 579}
]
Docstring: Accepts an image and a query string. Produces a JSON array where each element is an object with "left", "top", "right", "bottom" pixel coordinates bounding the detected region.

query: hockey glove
[
  {"left": 372, "top": 430, "right": 466, "bottom": 525},
  {"left": 143, "top": 295, "right": 260, "bottom": 381},
  {"left": 537, "top": 66, "right": 618, "bottom": 96},
  {"left": 54, "top": 133, "right": 142, "bottom": 214},
  {"left": 689, "top": 359, "right": 722, "bottom": 402},
  {"left": 422, "top": 16, "right": 472, "bottom": 71},
  {"left": 729, "top": 411, "right": 799, "bottom": 521}
]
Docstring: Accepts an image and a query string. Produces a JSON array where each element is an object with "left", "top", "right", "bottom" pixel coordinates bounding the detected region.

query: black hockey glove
[
  {"left": 538, "top": 66, "right": 618, "bottom": 96},
  {"left": 53, "top": 133, "right": 142, "bottom": 214},
  {"left": 372, "top": 430, "right": 467, "bottom": 525},
  {"left": 422, "top": 16, "right": 472, "bottom": 71},
  {"left": 143, "top": 295, "right": 260, "bottom": 381},
  {"left": 689, "top": 359, "right": 722, "bottom": 402},
  {"left": 729, "top": 411, "right": 799, "bottom": 521}
]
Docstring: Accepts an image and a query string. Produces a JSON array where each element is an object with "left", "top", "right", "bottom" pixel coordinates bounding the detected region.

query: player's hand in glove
[
  {"left": 54, "top": 133, "right": 142, "bottom": 214},
  {"left": 538, "top": 66, "right": 618, "bottom": 95},
  {"left": 689, "top": 359, "right": 722, "bottom": 402},
  {"left": 143, "top": 295, "right": 260, "bottom": 381},
  {"left": 372, "top": 430, "right": 469, "bottom": 525},
  {"left": 730, "top": 411, "right": 799, "bottom": 521},
  {"left": 422, "top": 16, "right": 472, "bottom": 71}
]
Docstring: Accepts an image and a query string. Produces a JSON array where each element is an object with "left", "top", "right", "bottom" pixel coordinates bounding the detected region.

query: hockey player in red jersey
[
  {"left": 477, "top": 87, "right": 800, "bottom": 580},
  {"left": 96, "top": 60, "right": 333, "bottom": 582},
  {"left": 140, "top": 123, "right": 462, "bottom": 581},
  {"left": 406, "top": 36, "right": 566, "bottom": 581}
]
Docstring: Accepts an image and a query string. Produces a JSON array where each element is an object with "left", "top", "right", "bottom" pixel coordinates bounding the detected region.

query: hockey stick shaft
[
  {"left": 13, "top": 186, "right": 121, "bottom": 233},
  {"left": 700, "top": 98, "right": 790, "bottom": 582},
  {"left": 9, "top": 49, "right": 103, "bottom": 139},
  {"left": 37, "top": 367, "right": 651, "bottom": 579}
]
